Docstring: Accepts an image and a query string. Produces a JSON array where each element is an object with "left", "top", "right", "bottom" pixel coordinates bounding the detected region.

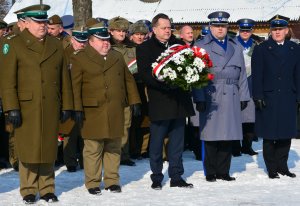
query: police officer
[
  {"left": 232, "top": 18, "right": 258, "bottom": 156},
  {"left": 71, "top": 22, "right": 141, "bottom": 195},
  {"left": 193, "top": 11, "right": 250, "bottom": 182},
  {"left": 196, "top": 25, "right": 210, "bottom": 40},
  {"left": 108, "top": 16, "right": 140, "bottom": 166},
  {"left": 0, "top": 4, "right": 73, "bottom": 203},
  {"left": 252, "top": 15, "right": 300, "bottom": 179}
]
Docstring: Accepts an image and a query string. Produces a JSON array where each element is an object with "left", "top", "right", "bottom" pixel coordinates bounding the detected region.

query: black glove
[
  {"left": 0, "top": 98, "right": 2, "bottom": 117},
  {"left": 60, "top": 110, "right": 72, "bottom": 123},
  {"left": 132, "top": 103, "right": 142, "bottom": 117},
  {"left": 240, "top": 101, "right": 248, "bottom": 111},
  {"left": 254, "top": 99, "right": 266, "bottom": 111},
  {"left": 72, "top": 111, "right": 84, "bottom": 128},
  {"left": 195, "top": 101, "right": 206, "bottom": 112},
  {"left": 7, "top": 109, "right": 22, "bottom": 128}
]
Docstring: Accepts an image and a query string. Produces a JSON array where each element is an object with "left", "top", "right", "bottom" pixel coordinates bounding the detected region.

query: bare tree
[
  {"left": 0, "top": 0, "right": 12, "bottom": 20},
  {"left": 72, "top": 0, "right": 92, "bottom": 27}
]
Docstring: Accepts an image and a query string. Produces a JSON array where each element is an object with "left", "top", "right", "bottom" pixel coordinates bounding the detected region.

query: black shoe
[
  {"left": 40, "top": 193, "right": 58, "bottom": 202},
  {"left": 141, "top": 152, "right": 149, "bottom": 158},
  {"left": 120, "top": 159, "right": 136, "bottom": 166},
  {"left": 105, "top": 185, "right": 122, "bottom": 193},
  {"left": 151, "top": 182, "right": 162, "bottom": 190},
  {"left": 206, "top": 175, "right": 216, "bottom": 182},
  {"left": 216, "top": 174, "right": 236, "bottom": 181},
  {"left": 88, "top": 187, "right": 101, "bottom": 195},
  {"left": 278, "top": 171, "right": 296, "bottom": 178},
  {"left": 67, "top": 166, "right": 77, "bottom": 172},
  {"left": 23, "top": 194, "right": 36, "bottom": 204},
  {"left": 241, "top": 148, "right": 258, "bottom": 156},
  {"left": 232, "top": 152, "right": 242, "bottom": 157},
  {"left": 268, "top": 172, "right": 280, "bottom": 179},
  {"left": 170, "top": 179, "right": 193, "bottom": 188}
]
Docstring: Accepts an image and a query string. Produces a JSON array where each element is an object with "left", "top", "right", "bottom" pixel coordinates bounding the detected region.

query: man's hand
[
  {"left": 72, "top": 111, "right": 84, "bottom": 128},
  {"left": 195, "top": 101, "right": 206, "bottom": 112},
  {"left": 7, "top": 110, "right": 22, "bottom": 128},
  {"left": 254, "top": 99, "right": 266, "bottom": 111},
  {"left": 240, "top": 101, "right": 248, "bottom": 111},
  {"left": 132, "top": 103, "right": 142, "bottom": 117},
  {"left": 60, "top": 110, "right": 72, "bottom": 123}
]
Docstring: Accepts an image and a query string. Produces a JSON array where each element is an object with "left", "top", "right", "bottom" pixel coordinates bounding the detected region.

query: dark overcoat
[
  {"left": 193, "top": 34, "right": 250, "bottom": 141},
  {"left": 136, "top": 35, "right": 195, "bottom": 121},
  {"left": 70, "top": 45, "right": 141, "bottom": 139},
  {"left": 0, "top": 29, "right": 74, "bottom": 163},
  {"left": 252, "top": 38, "right": 300, "bottom": 139}
]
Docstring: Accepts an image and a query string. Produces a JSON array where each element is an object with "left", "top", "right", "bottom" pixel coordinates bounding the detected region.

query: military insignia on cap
[
  {"left": 218, "top": 12, "right": 222, "bottom": 17},
  {"left": 2, "top": 44, "right": 10, "bottom": 55}
]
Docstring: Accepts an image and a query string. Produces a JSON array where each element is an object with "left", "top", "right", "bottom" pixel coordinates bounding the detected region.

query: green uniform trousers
[
  {"left": 9, "top": 132, "right": 18, "bottom": 168},
  {"left": 19, "top": 162, "right": 55, "bottom": 197},
  {"left": 121, "top": 106, "right": 132, "bottom": 161},
  {"left": 83, "top": 138, "right": 121, "bottom": 189}
]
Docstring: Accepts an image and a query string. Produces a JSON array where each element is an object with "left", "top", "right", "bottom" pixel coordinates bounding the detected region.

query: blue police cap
[
  {"left": 237, "top": 18, "right": 255, "bottom": 31},
  {"left": 61, "top": 15, "right": 74, "bottom": 29},
  {"left": 137, "top": 19, "right": 152, "bottom": 32},
  {"left": 96, "top": 17, "right": 109, "bottom": 27},
  {"left": 269, "top": 15, "right": 289, "bottom": 28},
  {"left": 208, "top": 11, "right": 230, "bottom": 25},
  {"left": 201, "top": 25, "right": 210, "bottom": 35}
]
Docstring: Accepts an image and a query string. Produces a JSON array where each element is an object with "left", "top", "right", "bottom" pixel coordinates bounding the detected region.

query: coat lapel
[
  {"left": 222, "top": 40, "right": 235, "bottom": 68},
  {"left": 21, "top": 29, "right": 44, "bottom": 55},
  {"left": 85, "top": 45, "right": 105, "bottom": 71},
  {"left": 104, "top": 50, "right": 119, "bottom": 72},
  {"left": 40, "top": 36, "right": 57, "bottom": 64}
]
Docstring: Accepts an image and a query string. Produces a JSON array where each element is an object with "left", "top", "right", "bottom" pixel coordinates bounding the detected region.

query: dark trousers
[
  {"left": 204, "top": 141, "right": 232, "bottom": 176},
  {"left": 263, "top": 139, "right": 291, "bottom": 174},
  {"left": 232, "top": 123, "right": 255, "bottom": 155},
  {"left": 149, "top": 118, "right": 185, "bottom": 183}
]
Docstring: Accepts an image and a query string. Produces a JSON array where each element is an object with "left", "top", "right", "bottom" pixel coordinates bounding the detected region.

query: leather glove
[
  {"left": 0, "top": 98, "right": 2, "bottom": 117},
  {"left": 132, "top": 103, "right": 142, "bottom": 117},
  {"left": 72, "top": 111, "right": 84, "bottom": 128},
  {"left": 240, "top": 101, "right": 248, "bottom": 111},
  {"left": 7, "top": 109, "right": 22, "bottom": 128},
  {"left": 195, "top": 101, "right": 206, "bottom": 112},
  {"left": 60, "top": 110, "right": 72, "bottom": 123},
  {"left": 254, "top": 99, "right": 266, "bottom": 111}
]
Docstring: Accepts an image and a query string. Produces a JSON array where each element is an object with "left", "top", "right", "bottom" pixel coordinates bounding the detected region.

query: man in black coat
[
  {"left": 252, "top": 15, "right": 300, "bottom": 179},
  {"left": 136, "top": 13, "right": 195, "bottom": 189}
]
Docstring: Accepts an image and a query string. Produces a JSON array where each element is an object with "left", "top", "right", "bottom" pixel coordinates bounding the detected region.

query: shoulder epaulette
[{"left": 6, "top": 34, "right": 17, "bottom": 40}]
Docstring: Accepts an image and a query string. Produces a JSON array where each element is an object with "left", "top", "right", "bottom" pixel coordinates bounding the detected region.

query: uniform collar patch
[{"left": 2, "top": 44, "right": 10, "bottom": 55}]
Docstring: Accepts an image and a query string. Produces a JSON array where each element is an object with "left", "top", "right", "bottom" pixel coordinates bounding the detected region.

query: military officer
[
  {"left": 193, "top": 11, "right": 250, "bottom": 182},
  {"left": 127, "top": 21, "right": 150, "bottom": 159},
  {"left": 108, "top": 16, "right": 141, "bottom": 166},
  {"left": 0, "top": 19, "right": 7, "bottom": 37},
  {"left": 47, "top": 15, "right": 64, "bottom": 40},
  {"left": 71, "top": 22, "right": 141, "bottom": 195},
  {"left": 252, "top": 15, "right": 300, "bottom": 179},
  {"left": 0, "top": 4, "right": 73, "bottom": 203},
  {"left": 62, "top": 26, "right": 88, "bottom": 172},
  {"left": 232, "top": 18, "right": 258, "bottom": 157}
]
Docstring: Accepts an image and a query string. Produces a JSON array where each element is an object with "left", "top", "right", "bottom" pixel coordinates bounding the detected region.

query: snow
[{"left": 1, "top": 139, "right": 300, "bottom": 205}]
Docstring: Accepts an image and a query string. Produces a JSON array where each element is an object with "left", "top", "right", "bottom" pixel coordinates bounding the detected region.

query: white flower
[
  {"left": 152, "top": 62, "right": 158, "bottom": 68},
  {"left": 177, "top": 67, "right": 183, "bottom": 71}
]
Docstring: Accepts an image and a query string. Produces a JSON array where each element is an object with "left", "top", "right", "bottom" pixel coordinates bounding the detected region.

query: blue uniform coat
[
  {"left": 193, "top": 34, "right": 250, "bottom": 141},
  {"left": 252, "top": 38, "right": 300, "bottom": 139}
]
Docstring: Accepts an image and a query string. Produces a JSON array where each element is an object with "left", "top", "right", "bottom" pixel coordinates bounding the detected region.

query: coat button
[
  {"left": 278, "top": 89, "right": 281, "bottom": 92},
  {"left": 43, "top": 96, "right": 45, "bottom": 99},
  {"left": 278, "top": 77, "right": 281, "bottom": 80}
]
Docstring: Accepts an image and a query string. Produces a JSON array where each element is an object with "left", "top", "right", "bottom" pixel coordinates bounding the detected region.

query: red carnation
[{"left": 207, "top": 73, "right": 214, "bottom": 80}]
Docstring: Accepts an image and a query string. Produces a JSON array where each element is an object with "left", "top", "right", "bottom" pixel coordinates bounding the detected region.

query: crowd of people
[{"left": 0, "top": 3, "right": 300, "bottom": 204}]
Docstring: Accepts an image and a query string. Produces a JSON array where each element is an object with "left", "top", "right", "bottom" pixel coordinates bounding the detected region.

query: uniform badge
[{"left": 2, "top": 44, "right": 10, "bottom": 55}]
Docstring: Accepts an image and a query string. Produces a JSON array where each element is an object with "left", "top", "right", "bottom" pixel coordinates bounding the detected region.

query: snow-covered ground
[{"left": 1, "top": 139, "right": 300, "bottom": 206}]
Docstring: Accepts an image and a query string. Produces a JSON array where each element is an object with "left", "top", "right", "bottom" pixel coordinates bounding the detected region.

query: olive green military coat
[
  {"left": 70, "top": 44, "right": 141, "bottom": 139},
  {"left": 0, "top": 29, "right": 73, "bottom": 163}
]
